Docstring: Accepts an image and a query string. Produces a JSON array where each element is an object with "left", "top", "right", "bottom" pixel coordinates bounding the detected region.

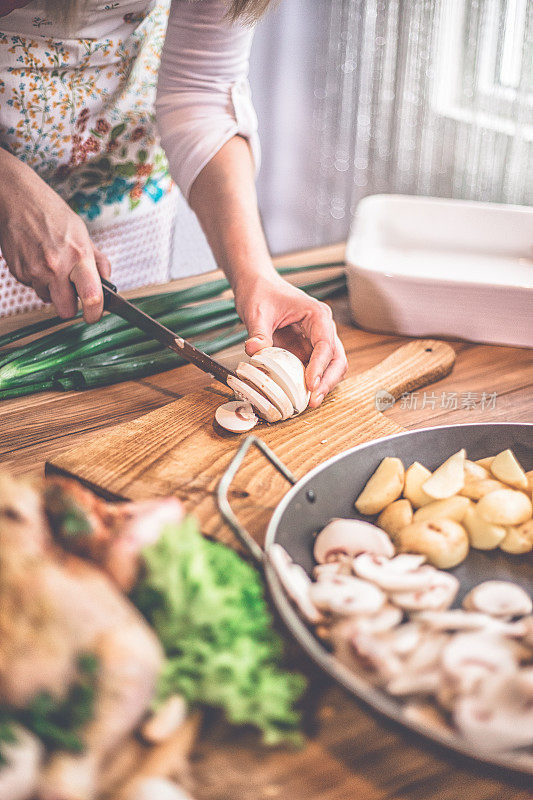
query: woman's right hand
[{"left": 0, "top": 149, "right": 110, "bottom": 322}]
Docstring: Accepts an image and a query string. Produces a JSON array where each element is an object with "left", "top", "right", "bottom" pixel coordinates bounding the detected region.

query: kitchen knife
[{"left": 101, "top": 277, "right": 237, "bottom": 386}]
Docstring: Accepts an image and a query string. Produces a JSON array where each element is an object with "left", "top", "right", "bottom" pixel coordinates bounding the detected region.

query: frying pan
[{"left": 217, "top": 422, "right": 533, "bottom": 774}]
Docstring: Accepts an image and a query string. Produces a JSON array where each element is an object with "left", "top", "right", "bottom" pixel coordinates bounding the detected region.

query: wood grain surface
[
  {"left": 46, "top": 338, "right": 455, "bottom": 552},
  {"left": 1, "top": 244, "right": 533, "bottom": 800}
]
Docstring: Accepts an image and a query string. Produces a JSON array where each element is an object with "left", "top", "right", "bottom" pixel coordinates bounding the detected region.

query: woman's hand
[
  {"left": 0, "top": 149, "right": 110, "bottom": 322},
  {"left": 234, "top": 273, "right": 348, "bottom": 407}
]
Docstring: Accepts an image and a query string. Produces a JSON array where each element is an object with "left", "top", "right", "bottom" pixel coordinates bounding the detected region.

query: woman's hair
[{"left": 45, "top": 0, "right": 273, "bottom": 28}]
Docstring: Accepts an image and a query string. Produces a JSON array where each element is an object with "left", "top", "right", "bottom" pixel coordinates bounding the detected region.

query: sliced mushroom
[
  {"left": 352, "top": 553, "right": 434, "bottom": 593},
  {"left": 387, "top": 670, "right": 442, "bottom": 697},
  {"left": 415, "top": 610, "right": 527, "bottom": 637},
  {"left": 313, "top": 518, "right": 394, "bottom": 564},
  {"left": 349, "top": 630, "right": 404, "bottom": 681},
  {"left": 454, "top": 690, "right": 533, "bottom": 753},
  {"left": 214, "top": 400, "right": 258, "bottom": 433},
  {"left": 235, "top": 362, "right": 294, "bottom": 419},
  {"left": 309, "top": 575, "right": 386, "bottom": 616},
  {"left": 390, "top": 570, "right": 459, "bottom": 612},
  {"left": 441, "top": 633, "right": 518, "bottom": 695},
  {"left": 250, "top": 346, "right": 310, "bottom": 414},
  {"left": 386, "top": 621, "right": 424, "bottom": 657},
  {"left": 227, "top": 375, "right": 282, "bottom": 423},
  {"left": 313, "top": 559, "right": 353, "bottom": 580},
  {"left": 341, "top": 603, "right": 404, "bottom": 635},
  {"left": 462, "top": 581, "right": 532, "bottom": 618},
  {"left": 268, "top": 543, "right": 322, "bottom": 623},
  {"left": 404, "top": 631, "right": 449, "bottom": 672}
]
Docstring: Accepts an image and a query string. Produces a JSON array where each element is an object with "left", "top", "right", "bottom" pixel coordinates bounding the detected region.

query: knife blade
[{"left": 101, "top": 278, "right": 237, "bottom": 386}]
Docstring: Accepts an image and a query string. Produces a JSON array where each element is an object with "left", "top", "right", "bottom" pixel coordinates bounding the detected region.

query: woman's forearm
[{"left": 188, "top": 135, "right": 278, "bottom": 293}]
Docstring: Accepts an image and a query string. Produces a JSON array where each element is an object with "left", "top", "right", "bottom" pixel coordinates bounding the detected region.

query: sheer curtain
[{"left": 250, "top": 0, "right": 533, "bottom": 254}]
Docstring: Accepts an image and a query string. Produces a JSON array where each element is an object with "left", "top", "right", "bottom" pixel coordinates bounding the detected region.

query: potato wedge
[
  {"left": 422, "top": 449, "right": 466, "bottom": 500},
  {"left": 396, "top": 519, "right": 469, "bottom": 569},
  {"left": 476, "top": 489, "right": 532, "bottom": 526},
  {"left": 463, "top": 506, "right": 506, "bottom": 550},
  {"left": 475, "top": 457, "right": 495, "bottom": 470},
  {"left": 377, "top": 499, "right": 413, "bottom": 539},
  {"left": 525, "top": 470, "right": 533, "bottom": 499},
  {"left": 459, "top": 477, "right": 506, "bottom": 501},
  {"left": 490, "top": 449, "right": 528, "bottom": 490},
  {"left": 499, "top": 520, "right": 533, "bottom": 555},
  {"left": 413, "top": 496, "right": 472, "bottom": 524},
  {"left": 464, "top": 460, "right": 490, "bottom": 480},
  {"left": 403, "top": 462, "right": 433, "bottom": 508},
  {"left": 355, "top": 457, "right": 405, "bottom": 516}
]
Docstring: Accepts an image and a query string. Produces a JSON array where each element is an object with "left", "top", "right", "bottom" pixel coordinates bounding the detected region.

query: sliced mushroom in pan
[{"left": 313, "top": 518, "right": 395, "bottom": 564}]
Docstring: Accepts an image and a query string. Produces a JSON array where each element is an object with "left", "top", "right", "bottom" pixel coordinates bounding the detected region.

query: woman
[{"left": 0, "top": 0, "right": 347, "bottom": 406}]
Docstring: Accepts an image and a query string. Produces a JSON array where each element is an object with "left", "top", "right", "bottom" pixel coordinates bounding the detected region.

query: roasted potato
[
  {"left": 377, "top": 498, "right": 413, "bottom": 539},
  {"left": 395, "top": 518, "right": 469, "bottom": 569},
  {"left": 422, "top": 450, "right": 466, "bottom": 500},
  {"left": 355, "top": 457, "right": 405, "bottom": 516}
]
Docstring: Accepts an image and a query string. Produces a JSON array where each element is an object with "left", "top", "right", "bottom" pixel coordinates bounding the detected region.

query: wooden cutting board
[{"left": 46, "top": 339, "right": 455, "bottom": 552}]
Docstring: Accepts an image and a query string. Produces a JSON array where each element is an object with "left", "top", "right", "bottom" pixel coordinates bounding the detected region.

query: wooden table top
[{"left": 1, "top": 244, "right": 532, "bottom": 800}]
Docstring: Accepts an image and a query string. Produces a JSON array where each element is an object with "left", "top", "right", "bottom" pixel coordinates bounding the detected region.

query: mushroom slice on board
[
  {"left": 227, "top": 375, "right": 282, "bottom": 423},
  {"left": 268, "top": 543, "right": 323, "bottom": 624},
  {"left": 352, "top": 553, "right": 434, "bottom": 593},
  {"left": 214, "top": 400, "right": 258, "bottom": 433},
  {"left": 390, "top": 570, "right": 459, "bottom": 612},
  {"left": 462, "top": 580, "right": 532, "bottom": 618},
  {"left": 250, "top": 346, "right": 310, "bottom": 414},
  {"left": 235, "top": 362, "right": 294, "bottom": 419},
  {"left": 313, "top": 518, "right": 395, "bottom": 564},
  {"left": 309, "top": 575, "right": 386, "bottom": 616}
]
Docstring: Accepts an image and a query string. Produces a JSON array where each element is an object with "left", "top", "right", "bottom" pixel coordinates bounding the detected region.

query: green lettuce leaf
[{"left": 133, "top": 516, "right": 306, "bottom": 745}]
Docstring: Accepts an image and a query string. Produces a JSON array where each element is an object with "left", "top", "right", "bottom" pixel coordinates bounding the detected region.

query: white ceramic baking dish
[{"left": 345, "top": 195, "right": 533, "bottom": 348}]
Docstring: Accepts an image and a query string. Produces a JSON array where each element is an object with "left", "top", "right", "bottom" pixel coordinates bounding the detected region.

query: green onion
[
  {"left": 0, "top": 273, "right": 346, "bottom": 399},
  {"left": 57, "top": 329, "right": 248, "bottom": 390}
]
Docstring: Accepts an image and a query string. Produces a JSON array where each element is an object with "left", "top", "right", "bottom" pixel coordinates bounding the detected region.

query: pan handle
[{"left": 217, "top": 436, "right": 297, "bottom": 565}]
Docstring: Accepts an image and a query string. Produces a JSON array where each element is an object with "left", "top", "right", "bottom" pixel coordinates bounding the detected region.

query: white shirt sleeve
[{"left": 156, "top": 0, "right": 261, "bottom": 201}]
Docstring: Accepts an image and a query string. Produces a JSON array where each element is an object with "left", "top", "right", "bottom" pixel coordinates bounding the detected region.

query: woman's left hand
[{"left": 234, "top": 274, "right": 348, "bottom": 408}]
